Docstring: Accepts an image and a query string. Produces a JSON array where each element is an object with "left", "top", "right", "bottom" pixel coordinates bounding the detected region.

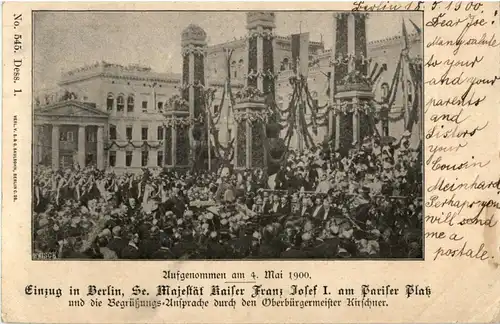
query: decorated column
[
  {"left": 331, "top": 13, "right": 373, "bottom": 149},
  {"left": 181, "top": 24, "right": 207, "bottom": 167},
  {"left": 51, "top": 125, "right": 59, "bottom": 170},
  {"left": 234, "top": 96, "right": 268, "bottom": 170},
  {"left": 163, "top": 99, "right": 190, "bottom": 168},
  {"left": 234, "top": 12, "right": 275, "bottom": 170},
  {"left": 78, "top": 125, "right": 86, "bottom": 168},
  {"left": 97, "top": 126, "right": 104, "bottom": 170}
]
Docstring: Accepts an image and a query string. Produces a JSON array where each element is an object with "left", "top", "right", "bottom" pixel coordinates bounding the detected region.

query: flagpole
[
  {"left": 401, "top": 53, "right": 408, "bottom": 131},
  {"left": 207, "top": 106, "right": 211, "bottom": 171},
  {"left": 294, "top": 54, "right": 302, "bottom": 152},
  {"left": 400, "top": 19, "right": 409, "bottom": 131}
]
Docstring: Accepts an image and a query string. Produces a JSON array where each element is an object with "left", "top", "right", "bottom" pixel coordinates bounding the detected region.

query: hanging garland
[
  {"left": 105, "top": 140, "right": 163, "bottom": 150},
  {"left": 181, "top": 45, "right": 206, "bottom": 57},
  {"left": 247, "top": 30, "right": 274, "bottom": 41},
  {"left": 233, "top": 110, "right": 270, "bottom": 123},
  {"left": 163, "top": 115, "right": 204, "bottom": 128},
  {"left": 234, "top": 86, "right": 265, "bottom": 102},
  {"left": 166, "top": 94, "right": 189, "bottom": 111}
]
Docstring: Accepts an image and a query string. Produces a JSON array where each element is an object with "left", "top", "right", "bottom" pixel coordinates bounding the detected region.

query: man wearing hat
[
  {"left": 315, "top": 197, "right": 335, "bottom": 226},
  {"left": 121, "top": 233, "right": 141, "bottom": 259},
  {"left": 151, "top": 234, "right": 175, "bottom": 259},
  {"left": 107, "top": 226, "right": 127, "bottom": 258}
]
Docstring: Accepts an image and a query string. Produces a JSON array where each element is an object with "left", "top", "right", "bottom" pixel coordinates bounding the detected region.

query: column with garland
[
  {"left": 330, "top": 13, "right": 373, "bottom": 150},
  {"left": 180, "top": 24, "right": 207, "bottom": 167},
  {"left": 234, "top": 12, "right": 274, "bottom": 170}
]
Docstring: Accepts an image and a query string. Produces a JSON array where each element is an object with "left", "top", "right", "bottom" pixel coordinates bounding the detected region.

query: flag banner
[{"left": 291, "top": 32, "right": 310, "bottom": 76}]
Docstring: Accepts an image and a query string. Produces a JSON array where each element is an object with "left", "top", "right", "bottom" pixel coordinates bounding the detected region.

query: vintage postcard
[{"left": 2, "top": 1, "right": 500, "bottom": 323}]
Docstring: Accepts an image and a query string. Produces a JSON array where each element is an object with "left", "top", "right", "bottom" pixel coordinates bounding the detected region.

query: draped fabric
[
  {"left": 262, "top": 35, "right": 275, "bottom": 95},
  {"left": 339, "top": 113, "right": 353, "bottom": 149},
  {"left": 182, "top": 56, "right": 189, "bottom": 101},
  {"left": 176, "top": 126, "right": 189, "bottom": 166},
  {"left": 247, "top": 37, "right": 258, "bottom": 88},
  {"left": 236, "top": 121, "right": 247, "bottom": 168},
  {"left": 165, "top": 126, "right": 172, "bottom": 166},
  {"left": 354, "top": 14, "right": 368, "bottom": 75},
  {"left": 251, "top": 122, "right": 265, "bottom": 168}
]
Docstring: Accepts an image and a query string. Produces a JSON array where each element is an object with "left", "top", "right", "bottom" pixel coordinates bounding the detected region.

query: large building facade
[
  {"left": 34, "top": 63, "right": 181, "bottom": 172},
  {"left": 34, "top": 15, "right": 421, "bottom": 172}
]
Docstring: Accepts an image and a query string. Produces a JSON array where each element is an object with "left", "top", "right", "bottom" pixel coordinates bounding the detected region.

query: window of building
[
  {"left": 214, "top": 105, "right": 219, "bottom": 114},
  {"left": 125, "top": 151, "right": 133, "bottom": 167},
  {"left": 126, "top": 126, "right": 133, "bottom": 141},
  {"left": 109, "top": 151, "right": 116, "bottom": 167},
  {"left": 61, "top": 131, "right": 74, "bottom": 142},
  {"left": 157, "top": 126, "right": 164, "bottom": 141},
  {"left": 141, "top": 127, "right": 148, "bottom": 141},
  {"left": 127, "top": 96, "right": 134, "bottom": 112},
  {"left": 142, "top": 101, "right": 148, "bottom": 112},
  {"left": 281, "top": 58, "right": 290, "bottom": 71},
  {"left": 85, "top": 153, "right": 94, "bottom": 166},
  {"left": 117, "top": 95, "right": 125, "bottom": 111},
  {"left": 228, "top": 129, "right": 232, "bottom": 140},
  {"left": 141, "top": 150, "right": 148, "bottom": 167},
  {"left": 109, "top": 125, "right": 117, "bottom": 140},
  {"left": 107, "top": 93, "right": 114, "bottom": 111},
  {"left": 157, "top": 151, "right": 163, "bottom": 167},
  {"left": 158, "top": 102, "right": 163, "bottom": 111},
  {"left": 381, "top": 83, "right": 390, "bottom": 102},
  {"left": 86, "top": 130, "right": 96, "bottom": 143},
  {"left": 234, "top": 70, "right": 237, "bottom": 78}
]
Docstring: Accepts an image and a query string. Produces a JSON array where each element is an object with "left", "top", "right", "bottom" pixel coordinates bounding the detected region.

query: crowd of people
[{"left": 33, "top": 134, "right": 423, "bottom": 259}]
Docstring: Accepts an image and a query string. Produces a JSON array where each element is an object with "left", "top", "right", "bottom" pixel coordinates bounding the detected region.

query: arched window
[
  {"left": 381, "top": 83, "right": 390, "bottom": 102},
  {"left": 127, "top": 95, "right": 134, "bottom": 112},
  {"left": 281, "top": 58, "right": 290, "bottom": 71},
  {"left": 117, "top": 94, "right": 125, "bottom": 112},
  {"left": 231, "top": 61, "right": 237, "bottom": 78},
  {"left": 238, "top": 59, "right": 244, "bottom": 78},
  {"left": 106, "top": 93, "right": 114, "bottom": 111}
]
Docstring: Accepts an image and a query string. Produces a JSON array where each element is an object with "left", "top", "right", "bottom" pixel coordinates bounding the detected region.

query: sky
[{"left": 34, "top": 11, "right": 422, "bottom": 91}]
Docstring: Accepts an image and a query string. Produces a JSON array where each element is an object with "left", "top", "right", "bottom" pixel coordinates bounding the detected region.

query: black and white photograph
[{"left": 32, "top": 10, "right": 424, "bottom": 260}]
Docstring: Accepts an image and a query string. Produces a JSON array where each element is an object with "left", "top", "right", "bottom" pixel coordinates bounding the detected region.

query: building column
[
  {"left": 97, "top": 126, "right": 104, "bottom": 170},
  {"left": 256, "top": 26, "right": 264, "bottom": 92},
  {"left": 347, "top": 13, "right": 356, "bottom": 73},
  {"left": 78, "top": 125, "right": 86, "bottom": 168},
  {"left": 329, "top": 14, "right": 337, "bottom": 141},
  {"left": 51, "top": 125, "right": 60, "bottom": 170},
  {"left": 233, "top": 121, "right": 238, "bottom": 166},
  {"left": 172, "top": 124, "right": 177, "bottom": 166},
  {"left": 335, "top": 100, "right": 341, "bottom": 150},
  {"left": 246, "top": 118, "right": 252, "bottom": 168},
  {"left": 352, "top": 98, "right": 360, "bottom": 146},
  {"left": 328, "top": 110, "right": 334, "bottom": 142},
  {"left": 188, "top": 52, "right": 195, "bottom": 148}
]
